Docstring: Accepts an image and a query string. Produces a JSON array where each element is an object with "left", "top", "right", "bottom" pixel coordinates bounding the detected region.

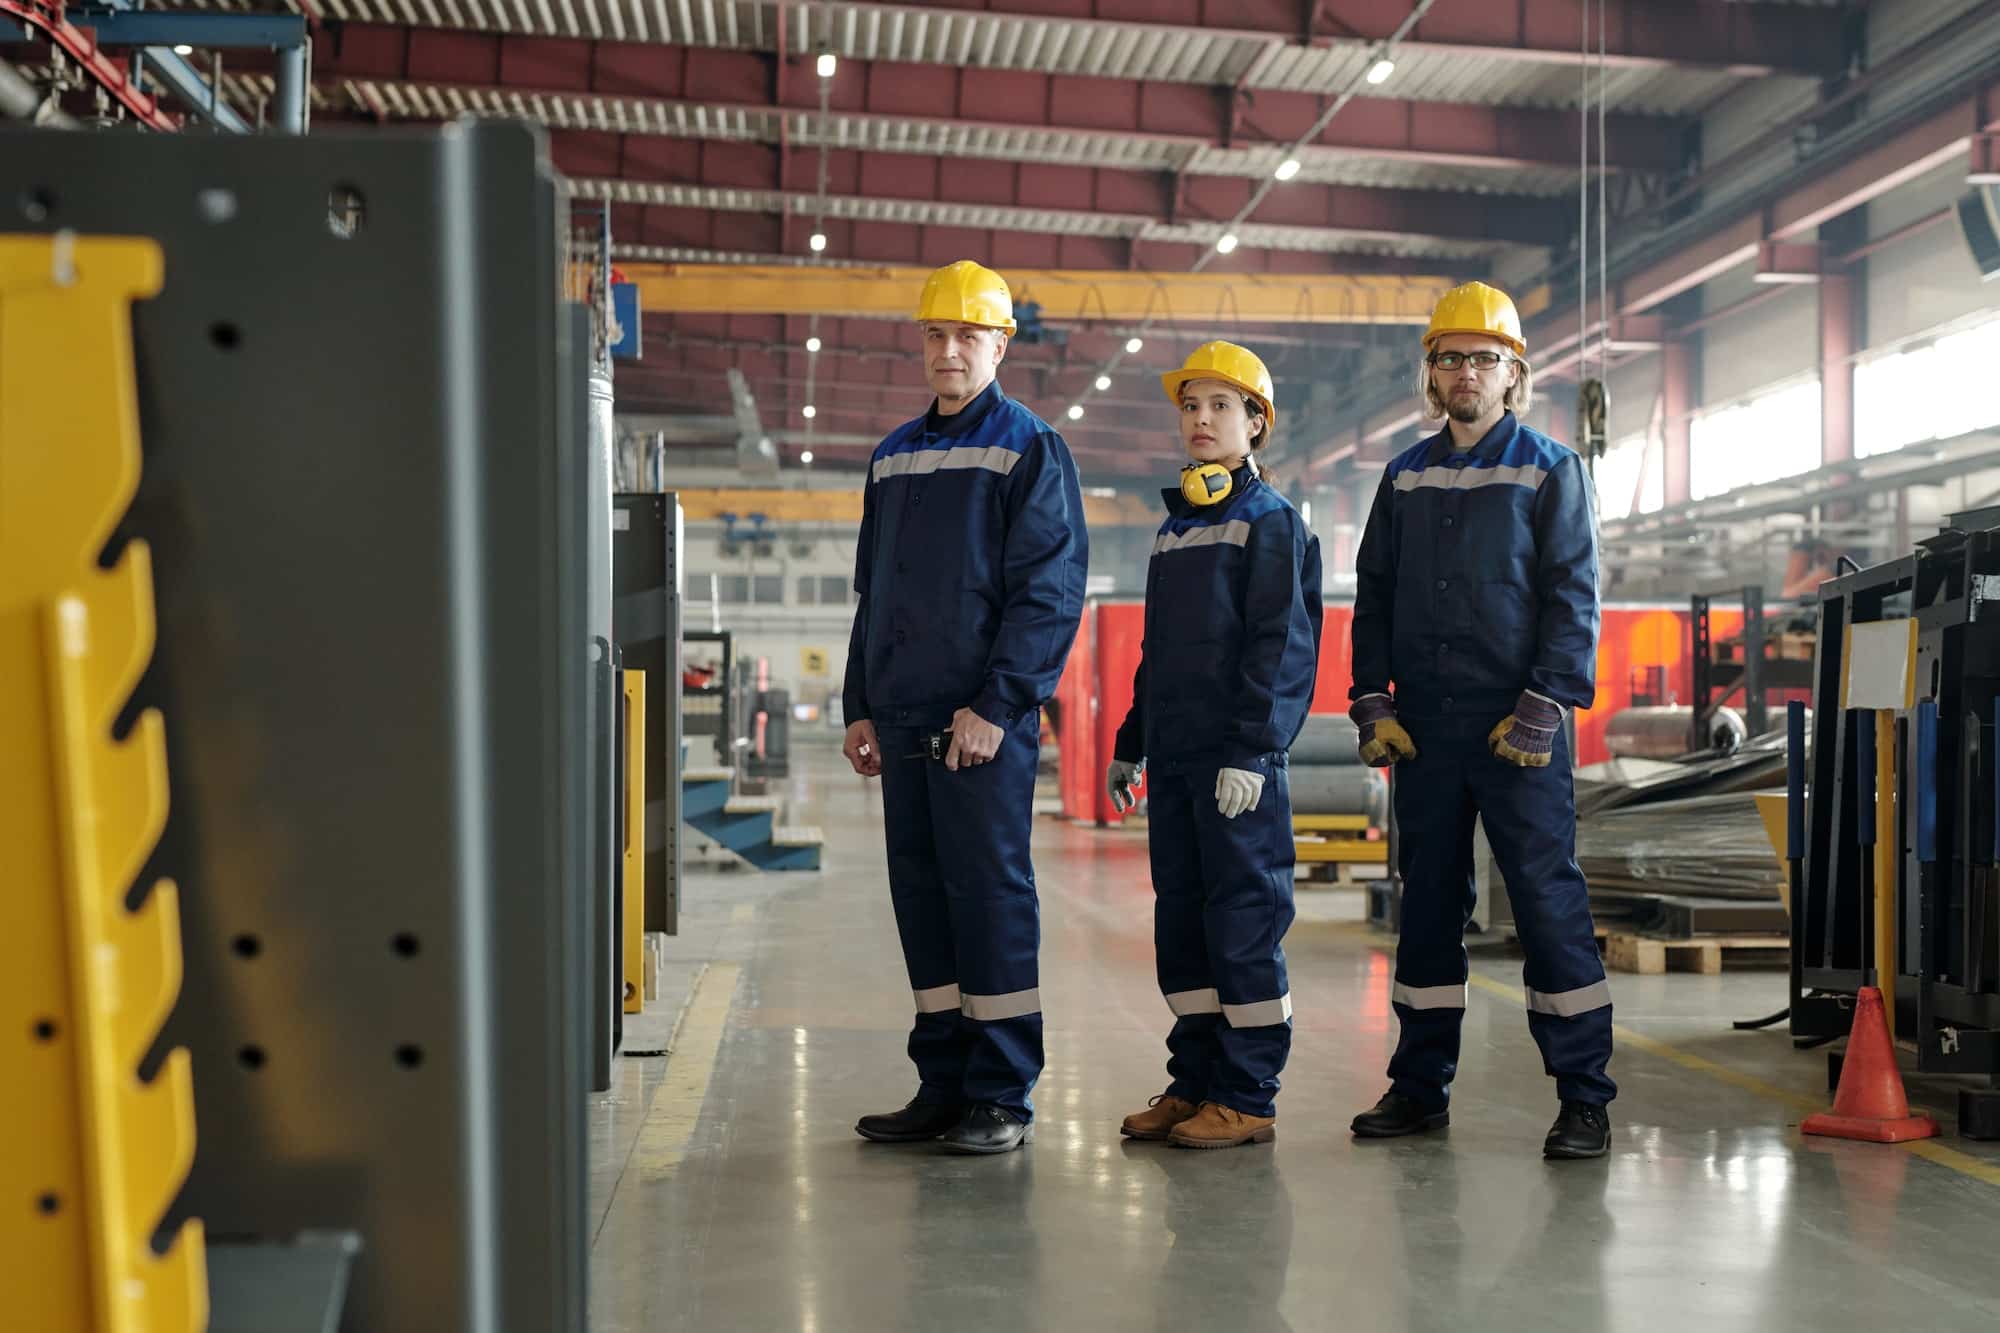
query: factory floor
[{"left": 588, "top": 742, "right": 2000, "bottom": 1333}]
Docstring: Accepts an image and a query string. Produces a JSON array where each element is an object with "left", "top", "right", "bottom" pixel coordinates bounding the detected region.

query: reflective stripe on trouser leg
[
  {"left": 1149, "top": 769, "right": 1222, "bottom": 1105},
  {"left": 1196, "top": 763, "right": 1297, "bottom": 1120},
  {"left": 1472, "top": 724, "right": 1617, "bottom": 1105},
  {"left": 932, "top": 712, "right": 1045, "bottom": 1117},
  {"left": 1386, "top": 724, "right": 1480, "bottom": 1110},
  {"left": 879, "top": 731, "right": 970, "bottom": 1105},
  {"left": 913, "top": 984, "right": 962, "bottom": 1013}
]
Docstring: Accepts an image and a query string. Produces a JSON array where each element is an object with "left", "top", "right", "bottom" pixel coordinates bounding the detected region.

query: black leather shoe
[
  {"left": 1350, "top": 1091, "right": 1450, "bottom": 1138},
  {"left": 855, "top": 1098, "right": 966, "bottom": 1143},
  {"left": 1544, "top": 1100, "right": 1611, "bottom": 1159},
  {"left": 939, "top": 1103, "right": 1034, "bottom": 1155}
]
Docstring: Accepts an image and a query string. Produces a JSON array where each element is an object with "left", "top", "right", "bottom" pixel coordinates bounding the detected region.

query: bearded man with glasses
[{"left": 1345, "top": 282, "right": 1615, "bottom": 1160}]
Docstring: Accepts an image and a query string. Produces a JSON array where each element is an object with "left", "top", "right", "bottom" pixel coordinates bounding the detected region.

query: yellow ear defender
[
  {"left": 1178, "top": 453, "right": 1258, "bottom": 508},
  {"left": 1180, "top": 462, "right": 1234, "bottom": 507}
]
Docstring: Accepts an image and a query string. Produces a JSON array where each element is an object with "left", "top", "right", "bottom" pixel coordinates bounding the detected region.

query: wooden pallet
[{"left": 1603, "top": 931, "right": 1789, "bottom": 976}]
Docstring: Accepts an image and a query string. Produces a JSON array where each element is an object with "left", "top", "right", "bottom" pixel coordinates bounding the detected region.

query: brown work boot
[
  {"left": 1168, "top": 1101, "right": 1277, "bottom": 1149},
  {"left": 1119, "top": 1094, "right": 1200, "bottom": 1141}
]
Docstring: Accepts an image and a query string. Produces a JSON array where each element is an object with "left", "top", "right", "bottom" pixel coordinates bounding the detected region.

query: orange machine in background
[{"left": 1054, "top": 601, "right": 1743, "bottom": 824}]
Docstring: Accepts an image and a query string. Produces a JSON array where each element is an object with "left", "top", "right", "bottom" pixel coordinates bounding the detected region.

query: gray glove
[{"left": 1107, "top": 759, "right": 1144, "bottom": 814}]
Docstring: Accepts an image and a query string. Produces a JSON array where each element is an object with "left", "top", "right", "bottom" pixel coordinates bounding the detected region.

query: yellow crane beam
[
  {"left": 622, "top": 264, "right": 1455, "bottom": 326},
  {"left": 670, "top": 487, "right": 1160, "bottom": 527}
]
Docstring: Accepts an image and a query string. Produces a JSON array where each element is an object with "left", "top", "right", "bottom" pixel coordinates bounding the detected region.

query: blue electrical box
[{"left": 610, "top": 281, "right": 642, "bottom": 360}]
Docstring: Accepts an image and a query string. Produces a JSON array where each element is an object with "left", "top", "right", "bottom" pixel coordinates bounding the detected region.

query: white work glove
[
  {"left": 1106, "top": 759, "right": 1144, "bottom": 814},
  {"left": 1215, "top": 767, "right": 1266, "bottom": 820}
]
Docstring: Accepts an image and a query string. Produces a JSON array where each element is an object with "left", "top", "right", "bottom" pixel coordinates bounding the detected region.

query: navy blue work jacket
[
  {"left": 1113, "top": 466, "right": 1324, "bottom": 773},
  {"left": 842, "top": 380, "right": 1088, "bottom": 731},
  {"left": 1350, "top": 412, "right": 1600, "bottom": 718}
]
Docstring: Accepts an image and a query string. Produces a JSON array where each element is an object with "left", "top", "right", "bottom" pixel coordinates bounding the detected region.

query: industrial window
[
  {"left": 717, "top": 574, "right": 750, "bottom": 603},
  {"left": 1855, "top": 314, "right": 2000, "bottom": 459},
  {"left": 1688, "top": 377, "right": 1821, "bottom": 501},
  {"left": 797, "top": 576, "right": 819, "bottom": 605},
  {"left": 752, "top": 575, "right": 784, "bottom": 604},
  {"left": 819, "top": 576, "right": 848, "bottom": 605},
  {"left": 1594, "top": 433, "right": 1664, "bottom": 523},
  {"left": 686, "top": 572, "right": 718, "bottom": 602}
]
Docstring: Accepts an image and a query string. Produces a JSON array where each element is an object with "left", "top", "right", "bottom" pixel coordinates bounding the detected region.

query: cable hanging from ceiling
[{"left": 1576, "top": 0, "right": 1612, "bottom": 481}]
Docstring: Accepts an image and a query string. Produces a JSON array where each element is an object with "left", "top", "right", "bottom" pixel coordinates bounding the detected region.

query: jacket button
[
  {"left": 1443, "top": 697, "right": 1455, "bottom": 710},
  {"left": 1443, "top": 516, "right": 1455, "bottom": 527},
  {"left": 1435, "top": 579, "right": 1448, "bottom": 591}
]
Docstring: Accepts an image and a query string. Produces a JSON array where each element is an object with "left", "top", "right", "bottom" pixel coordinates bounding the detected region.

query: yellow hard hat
[
  {"left": 1161, "top": 341, "right": 1277, "bottom": 430},
  {"left": 1423, "top": 281, "right": 1526, "bottom": 357},
  {"left": 913, "top": 260, "right": 1017, "bottom": 334}
]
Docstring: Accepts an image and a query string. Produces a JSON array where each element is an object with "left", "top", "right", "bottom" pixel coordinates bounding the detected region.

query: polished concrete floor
[{"left": 590, "top": 743, "right": 2000, "bottom": 1332}]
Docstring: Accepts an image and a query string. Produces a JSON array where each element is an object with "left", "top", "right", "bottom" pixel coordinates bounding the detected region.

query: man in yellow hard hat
[
  {"left": 841, "top": 259, "right": 1088, "bottom": 1155},
  {"left": 1347, "top": 281, "right": 1613, "bottom": 1159}
]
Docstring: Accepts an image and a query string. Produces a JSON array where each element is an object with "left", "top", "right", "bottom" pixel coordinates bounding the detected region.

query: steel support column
[{"left": 1663, "top": 340, "right": 1694, "bottom": 506}]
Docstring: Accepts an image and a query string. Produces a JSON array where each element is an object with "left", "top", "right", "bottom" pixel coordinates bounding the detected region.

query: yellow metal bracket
[
  {"left": 622, "top": 670, "right": 647, "bottom": 1016},
  {"left": 0, "top": 234, "right": 207, "bottom": 1332}
]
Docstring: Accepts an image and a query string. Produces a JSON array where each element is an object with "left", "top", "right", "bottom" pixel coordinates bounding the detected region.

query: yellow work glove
[
  {"left": 1349, "top": 693, "right": 1416, "bottom": 767},
  {"left": 1488, "top": 691, "right": 1563, "bottom": 768}
]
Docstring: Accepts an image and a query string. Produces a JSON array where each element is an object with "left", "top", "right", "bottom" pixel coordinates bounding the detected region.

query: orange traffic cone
[{"left": 1802, "top": 987, "right": 1938, "bottom": 1143}]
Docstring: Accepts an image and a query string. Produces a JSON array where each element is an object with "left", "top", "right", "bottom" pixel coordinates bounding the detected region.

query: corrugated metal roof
[
  {"left": 569, "top": 176, "right": 1501, "bottom": 257},
  {"left": 1185, "top": 145, "right": 1579, "bottom": 198},
  {"left": 1149, "top": 220, "right": 1504, "bottom": 263},
  {"left": 798, "top": 111, "right": 1186, "bottom": 171},
  {"left": 304, "top": 81, "right": 1589, "bottom": 198},
  {"left": 1255, "top": 44, "right": 1752, "bottom": 116},
  {"left": 801, "top": 2, "right": 1262, "bottom": 84},
  {"left": 571, "top": 178, "right": 1141, "bottom": 238},
  {"left": 177, "top": 0, "right": 1763, "bottom": 115}
]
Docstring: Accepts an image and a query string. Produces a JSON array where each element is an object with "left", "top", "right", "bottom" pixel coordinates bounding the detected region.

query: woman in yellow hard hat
[{"left": 1106, "top": 340, "right": 1323, "bottom": 1149}]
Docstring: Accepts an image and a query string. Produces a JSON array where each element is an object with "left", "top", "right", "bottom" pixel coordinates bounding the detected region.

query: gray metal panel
[
  {"left": 614, "top": 491, "right": 685, "bottom": 934},
  {"left": 0, "top": 122, "right": 586, "bottom": 1333}
]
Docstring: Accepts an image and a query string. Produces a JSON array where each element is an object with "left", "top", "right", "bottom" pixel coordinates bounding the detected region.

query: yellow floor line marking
[
  {"left": 1464, "top": 971, "right": 2000, "bottom": 1186},
  {"left": 630, "top": 961, "right": 740, "bottom": 1182},
  {"left": 731, "top": 903, "right": 756, "bottom": 924}
]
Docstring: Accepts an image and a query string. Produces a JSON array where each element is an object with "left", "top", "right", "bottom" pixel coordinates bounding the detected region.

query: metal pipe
[
  {"left": 0, "top": 58, "right": 72, "bottom": 125},
  {"left": 274, "top": 38, "right": 307, "bottom": 134}
]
